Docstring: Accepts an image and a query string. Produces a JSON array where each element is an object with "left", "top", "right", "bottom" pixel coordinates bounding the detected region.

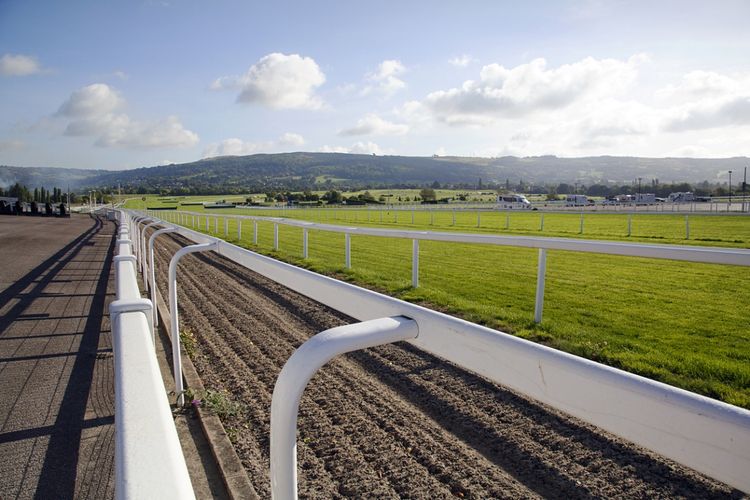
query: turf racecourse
[{"left": 127, "top": 198, "right": 750, "bottom": 409}]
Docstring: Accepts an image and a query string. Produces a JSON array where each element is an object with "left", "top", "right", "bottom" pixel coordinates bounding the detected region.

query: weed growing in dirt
[
  {"left": 202, "top": 389, "right": 245, "bottom": 419},
  {"left": 180, "top": 327, "right": 198, "bottom": 358}
]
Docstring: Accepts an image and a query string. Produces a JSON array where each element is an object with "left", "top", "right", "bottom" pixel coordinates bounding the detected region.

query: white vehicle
[
  {"left": 565, "top": 194, "right": 589, "bottom": 206},
  {"left": 668, "top": 192, "right": 695, "bottom": 203},
  {"left": 635, "top": 193, "right": 656, "bottom": 205},
  {"left": 497, "top": 194, "right": 532, "bottom": 209}
]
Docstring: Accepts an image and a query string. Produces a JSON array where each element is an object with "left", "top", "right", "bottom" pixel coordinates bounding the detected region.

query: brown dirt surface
[{"left": 150, "top": 231, "right": 741, "bottom": 499}]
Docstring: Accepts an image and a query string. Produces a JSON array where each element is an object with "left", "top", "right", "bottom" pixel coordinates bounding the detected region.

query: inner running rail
[
  {"left": 128, "top": 210, "right": 750, "bottom": 494},
  {"left": 110, "top": 212, "right": 195, "bottom": 499}
]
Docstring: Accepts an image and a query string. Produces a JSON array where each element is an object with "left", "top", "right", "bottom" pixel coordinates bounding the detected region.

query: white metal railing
[
  {"left": 109, "top": 212, "right": 195, "bottom": 500},
  {"left": 150, "top": 209, "right": 750, "bottom": 325},
  {"left": 128, "top": 209, "right": 750, "bottom": 496},
  {"left": 270, "top": 316, "right": 419, "bottom": 499}
]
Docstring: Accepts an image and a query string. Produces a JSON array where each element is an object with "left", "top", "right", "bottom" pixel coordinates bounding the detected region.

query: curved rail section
[
  {"left": 168, "top": 241, "right": 218, "bottom": 405},
  {"left": 129, "top": 210, "right": 750, "bottom": 495},
  {"left": 110, "top": 212, "right": 195, "bottom": 500},
  {"left": 270, "top": 316, "right": 419, "bottom": 499}
]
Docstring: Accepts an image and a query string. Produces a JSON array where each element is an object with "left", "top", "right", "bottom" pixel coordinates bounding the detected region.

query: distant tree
[
  {"left": 419, "top": 188, "right": 436, "bottom": 201},
  {"left": 431, "top": 180, "right": 441, "bottom": 189},
  {"left": 586, "top": 184, "right": 610, "bottom": 197},
  {"left": 322, "top": 190, "right": 342, "bottom": 204}
]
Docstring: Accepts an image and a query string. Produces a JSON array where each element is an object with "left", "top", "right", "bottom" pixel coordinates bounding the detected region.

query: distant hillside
[{"left": 2, "top": 153, "right": 746, "bottom": 192}]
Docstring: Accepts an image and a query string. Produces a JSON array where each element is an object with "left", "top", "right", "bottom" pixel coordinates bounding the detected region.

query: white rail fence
[
  {"left": 127, "top": 209, "right": 750, "bottom": 498},
  {"left": 148, "top": 209, "right": 750, "bottom": 324},
  {"left": 108, "top": 211, "right": 195, "bottom": 500}
]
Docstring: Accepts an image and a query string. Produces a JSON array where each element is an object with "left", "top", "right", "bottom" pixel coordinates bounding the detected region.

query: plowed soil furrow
[{"left": 149, "top": 231, "right": 738, "bottom": 499}]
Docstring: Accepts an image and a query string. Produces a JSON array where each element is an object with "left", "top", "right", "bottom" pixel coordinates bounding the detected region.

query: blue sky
[{"left": 1, "top": 0, "right": 749, "bottom": 170}]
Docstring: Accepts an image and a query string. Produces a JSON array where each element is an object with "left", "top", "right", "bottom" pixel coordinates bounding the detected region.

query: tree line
[{"left": 0, "top": 183, "right": 75, "bottom": 203}]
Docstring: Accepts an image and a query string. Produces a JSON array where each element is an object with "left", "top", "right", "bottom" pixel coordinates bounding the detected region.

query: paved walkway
[{"left": 0, "top": 214, "right": 116, "bottom": 499}]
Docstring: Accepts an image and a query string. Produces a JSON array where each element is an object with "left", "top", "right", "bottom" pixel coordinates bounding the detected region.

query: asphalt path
[{"left": 0, "top": 214, "right": 116, "bottom": 499}]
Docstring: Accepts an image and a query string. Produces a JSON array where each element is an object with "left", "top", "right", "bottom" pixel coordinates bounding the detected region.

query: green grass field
[{"left": 127, "top": 198, "right": 750, "bottom": 408}]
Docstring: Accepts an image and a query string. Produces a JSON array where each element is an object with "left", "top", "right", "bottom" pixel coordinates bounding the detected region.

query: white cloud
[
  {"left": 0, "top": 53, "right": 42, "bottom": 76},
  {"left": 362, "top": 59, "right": 406, "bottom": 96},
  {"left": 319, "top": 141, "right": 385, "bottom": 155},
  {"left": 339, "top": 114, "right": 409, "bottom": 136},
  {"left": 212, "top": 53, "right": 325, "bottom": 110},
  {"left": 448, "top": 55, "right": 474, "bottom": 67},
  {"left": 54, "top": 83, "right": 198, "bottom": 149},
  {"left": 423, "top": 54, "right": 647, "bottom": 125},
  {"left": 203, "top": 132, "right": 306, "bottom": 157},
  {"left": 0, "top": 139, "right": 24, "bottom": 151},
  {"left": 277, "top": 132, "right": 305, "bottom": 146},
  {"left": 664, "top": 96, "right": 750, "bottom": 131},
  {"left": 657, "top": 72, "right": 750, "bottom": 132},
  {"left": 656, "top": 70, "right": 746, "bottom": 101},
  {"left": 57, "top": 83, "right": 124, "bottom": 120},
  {"left": 349, "top": 141, "right": 384, "bottom": 154}
]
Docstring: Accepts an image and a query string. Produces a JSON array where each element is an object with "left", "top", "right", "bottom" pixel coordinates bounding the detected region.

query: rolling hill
[{"left": 2, "top": 153, "right": 746, "bottom": 192}]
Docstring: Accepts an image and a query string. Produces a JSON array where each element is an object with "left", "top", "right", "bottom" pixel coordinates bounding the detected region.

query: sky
[{"left": 0, "top": 0, "right": 749, "bottom": 170}]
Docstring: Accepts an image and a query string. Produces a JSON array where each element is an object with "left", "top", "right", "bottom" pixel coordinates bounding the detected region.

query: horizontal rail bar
[
  {"left": 133, "top": 210, "right": 750, "bottom": 493},
  {"left": 113, "top": 214, "right": 195, "bottom": 499}
]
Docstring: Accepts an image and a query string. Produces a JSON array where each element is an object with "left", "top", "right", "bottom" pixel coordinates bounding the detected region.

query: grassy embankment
[{"left": 126, "top": 196, "right": 750, "bottom": 408}]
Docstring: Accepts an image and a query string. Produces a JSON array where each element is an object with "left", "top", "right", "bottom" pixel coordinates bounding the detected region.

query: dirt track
[{"left": 151, "top": 231, "right": 738, "bottom": 499}]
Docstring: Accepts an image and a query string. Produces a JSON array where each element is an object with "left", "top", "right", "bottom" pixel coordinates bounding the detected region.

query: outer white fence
[
  {"left": 109, "top": 212, "right": 195, "bottom": 500},
  {"left": 150, "top": 209, "right": 750, "bottom": 324},
  {"left": 130, "top": 209, "right": 750, "bottom": 495}
]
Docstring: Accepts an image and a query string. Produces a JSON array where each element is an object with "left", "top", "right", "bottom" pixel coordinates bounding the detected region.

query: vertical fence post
[
  {"left": 506, "top": 212, "right": 510, "bottom": 230},
  {"left": 685, "top": 215, "right": 690, "bottom": 240},
  {"left": 430, "top": 211, "right": 434, "bottom": 225},
  {"left": 215, "top": 217, "right": 219, "bottom": 234},
  {"left": 412, "top": 239, "right": 419, "bottom": 288},
  {"left": 237, "top": 219, "right": 242, "bottom": 240},
  {"left": 303, "top": 228, "right": 308, "bottom": 259},
  {"left": 579, "top": 212, "right": 584, "bottom": 234},
  {"left": 274, "top": 223, "right": 279, "bottom": 250},
  {"left": 411, "top": 209, "right": 414, "bottom": 224},
  {"left": 205, "top": 216, "right": 209, "bottom": 231},
  {"left": 534, "top": 248, "right": 547, "bottom": 323},
  {"left": 540, "top": 213, "right": 545, "bottom": 231},
  {"left": 253, "top": 221, "right": 258, "bottom": 245},
  {"left": 192, "top": 215, "right": 195, "bottom": 229},
  {"left": 345, "top": 233, "right": 351, "bottom": 269},
  {"left": 452, "top": 209, "right": 456, "bottom": 226},
  {"left": 628, "top": 213, "right": 632, "bottom": 237},
  {"left": 224, "top": 217, "right": 228, "bottom": 237}
]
